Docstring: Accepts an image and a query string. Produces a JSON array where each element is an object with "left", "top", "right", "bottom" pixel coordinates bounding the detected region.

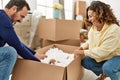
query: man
[{"left": 0, "top": 0, "right": 46, "bottom": 80}]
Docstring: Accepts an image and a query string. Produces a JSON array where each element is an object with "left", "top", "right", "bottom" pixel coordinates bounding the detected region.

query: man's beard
[{"left": 11, "top": 13, "right": 16, "bottom": 25}]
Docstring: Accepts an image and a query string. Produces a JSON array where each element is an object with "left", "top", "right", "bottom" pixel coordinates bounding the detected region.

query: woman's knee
[
  {"left": 102, "top": 57, "right": 120, "bottom": 75},
  {"left": 102, "top": 61, "right": 113, "bottom": 75}
]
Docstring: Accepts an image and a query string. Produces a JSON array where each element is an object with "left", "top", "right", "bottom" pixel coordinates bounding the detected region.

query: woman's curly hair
[{"left": 86, "top": 1, "right": 119, "bottom": 26}]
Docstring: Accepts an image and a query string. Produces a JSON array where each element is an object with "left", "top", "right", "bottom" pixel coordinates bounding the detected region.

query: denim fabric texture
[
  {"left": 82, "top": 56, "right": 120, "bottom": 80},
  {"left": 0, "top": 46, "right": 17, "bottom": 80}
]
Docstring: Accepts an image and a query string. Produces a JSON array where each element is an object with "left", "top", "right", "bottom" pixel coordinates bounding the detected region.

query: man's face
[{"left": 11, "top": 6, "right": 28, "bottom": 24}]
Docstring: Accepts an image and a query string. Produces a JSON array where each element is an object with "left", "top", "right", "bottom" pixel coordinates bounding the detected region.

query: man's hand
[{"left": 34, "top": 53, "right": 47, "bottom": 60}]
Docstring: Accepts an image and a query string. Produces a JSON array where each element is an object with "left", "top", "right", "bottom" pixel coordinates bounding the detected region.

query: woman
[{"left": 74, "top": 1, "right": 120, "bottom": 80}]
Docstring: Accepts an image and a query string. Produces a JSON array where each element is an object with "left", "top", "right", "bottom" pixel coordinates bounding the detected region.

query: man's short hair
[{"left": 5, "top": 0, "right": 30, "bottom": 11}]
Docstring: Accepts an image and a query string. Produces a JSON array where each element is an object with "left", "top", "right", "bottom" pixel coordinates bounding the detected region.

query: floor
[
  {"left": 9, "top": 75, "right": 12, "bottom": 80},
  {"left": 82, "top": 69, "right": 111, "bottom": 80}
]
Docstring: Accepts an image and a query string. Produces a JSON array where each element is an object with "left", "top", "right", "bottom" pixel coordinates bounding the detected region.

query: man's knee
[{"left": 5, "top": 46, "right": 18, "bottom": 59}]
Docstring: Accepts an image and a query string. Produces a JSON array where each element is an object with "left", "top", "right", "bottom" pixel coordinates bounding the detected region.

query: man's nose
[
  {"left": 17, "top": 19, "right": 23, "bottom": 23},
  {"left": 17, "top": 20, "right": 21, "bottom": 23}
]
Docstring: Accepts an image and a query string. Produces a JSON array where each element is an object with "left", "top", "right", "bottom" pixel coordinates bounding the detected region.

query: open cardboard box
[
  {"left": 41, "top": 39, "right": 80, "bottom": 47},
  {"left": 38, "top": 19, "right": 82, "bottom": 41},
  {"left": 11, "top": 44, "right": 83, "bottom": 80}
]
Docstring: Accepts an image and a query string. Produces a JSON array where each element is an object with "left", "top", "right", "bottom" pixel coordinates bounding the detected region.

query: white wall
[
  {"left": 2, "top": 0, "right": 9, "bottom": 8},
  {"left": 100, "top": 0, "right": 120, "bottom": 20},
  {"left": 0, "top": 1, "right": 2, "bottom": 9},
  {"left": 1, "top": 0, "right": 120, "bottom": 20},
  {"left": 26, "top": 0, "right": 37, "bottom": 12}
]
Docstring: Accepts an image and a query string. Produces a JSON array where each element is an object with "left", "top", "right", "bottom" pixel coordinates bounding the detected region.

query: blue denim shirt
[{"left": 0, "top": 10, "right": 40, "bottom": 62}]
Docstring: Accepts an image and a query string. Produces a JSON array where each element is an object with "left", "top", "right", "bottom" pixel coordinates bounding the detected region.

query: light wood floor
[{"left": 82, "top": 69, "right": 111, "bottom": 80}]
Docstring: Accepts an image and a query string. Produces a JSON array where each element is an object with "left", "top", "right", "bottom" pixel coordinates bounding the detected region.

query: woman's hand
[
  {"left": 73, "top": 48, "right": 84, "bottom": 58},
  {"left": 34, "top": 53, "right": 47, "bottom": 60},
  {"left": 77, "top": 47, "right": 83, "bottom": 50}
]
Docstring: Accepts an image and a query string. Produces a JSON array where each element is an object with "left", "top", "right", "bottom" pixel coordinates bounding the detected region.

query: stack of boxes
[
  {"left": 75, "top": 1, "right": 89, "bottom": 45},
  {"left": 38, "top": 19, "right": 82, "bottom": 47},
  {"left": 75, "top": 0, "right": 86, "bottom": 18}
]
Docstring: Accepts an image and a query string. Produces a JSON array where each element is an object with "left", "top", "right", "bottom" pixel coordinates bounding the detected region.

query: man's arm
[{"left": 0, "top": 24, "right": 40, "bottom": 61}]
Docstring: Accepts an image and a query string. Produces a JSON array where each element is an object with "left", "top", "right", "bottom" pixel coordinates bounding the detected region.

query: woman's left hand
[{"left": 73, "top": 49, "right": 84, "bottom": 58}]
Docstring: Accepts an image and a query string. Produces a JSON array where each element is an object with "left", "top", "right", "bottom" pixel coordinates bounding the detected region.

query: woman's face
[{"left": 87, "top": 10, "right": 99, "bottom": 26}]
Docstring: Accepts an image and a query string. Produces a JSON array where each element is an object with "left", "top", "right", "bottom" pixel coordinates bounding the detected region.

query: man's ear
[{"left": 10, "top": 6, "right": 17, "bottom": 13}]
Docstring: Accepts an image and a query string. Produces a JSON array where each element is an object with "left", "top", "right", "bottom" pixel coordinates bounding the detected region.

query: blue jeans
[
  {"left": 82, "top": 56, "right": 120, "bottom": 80},
  {"left": 0, "top": 46, "right": 17, "bottom": 80}
]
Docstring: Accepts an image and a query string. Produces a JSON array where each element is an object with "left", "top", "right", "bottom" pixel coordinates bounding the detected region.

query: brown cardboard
[
  {"left": 38, "top": 19, "right": 82, "bottom": 41},
  {"left": 75, "top": 1, "right": 86, "bottom": 17},
  {"left": 41, "top": 39, "right": 80, "bottom": 47},
  {"left": 11, "top": 44, "right": 83, "bottom": 80}
]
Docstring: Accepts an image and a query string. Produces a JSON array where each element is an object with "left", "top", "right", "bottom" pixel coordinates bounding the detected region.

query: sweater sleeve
[
  {"left": 0, "top": 24, "right": 40, "bottom": 62},
  {"left": 84, "top": 25, "right": 120, "bottom": 60},
  {"left": 81, "top": 40, "right": 89, "bottom": 49},
  {"left": 21, "top": 43, "right": 36, "bottom": 55}
]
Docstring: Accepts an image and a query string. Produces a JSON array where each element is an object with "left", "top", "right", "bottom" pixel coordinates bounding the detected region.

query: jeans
[
  {"left": 82, "top": 56, "right": 120, "bottom": 80},
  {"left": 0, "top": 46, "right": 17, "bottom": 80}
]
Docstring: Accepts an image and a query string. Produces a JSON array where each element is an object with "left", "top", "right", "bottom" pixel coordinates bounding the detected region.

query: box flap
[
  {"left": 12, "top": 44, "right": 83, "bottom": 80},
  {"left": 37, "top": 44, "right": 78, "bottom": 54},
  {"left": 38, "top": 19, "right": 56, "bottom": 40},
  {"left": 41, "top": 39, "right": 80, "bottom": 48},
  {"left": 54, "top": 44, "right": 78, "bottom": 53},
  {"left": 12, "top": 59, "right": 65, "bottom": 80},
  {"left": 67, "top": 56, "right": 83, "bottom": 80},
  {"left": 38, "top": 19, "right": 82, "bottom": 41}
]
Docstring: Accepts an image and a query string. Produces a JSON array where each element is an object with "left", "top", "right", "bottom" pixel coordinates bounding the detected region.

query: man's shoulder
[{"left": 0, "top": 10, "right": 13, "bottom": 29}]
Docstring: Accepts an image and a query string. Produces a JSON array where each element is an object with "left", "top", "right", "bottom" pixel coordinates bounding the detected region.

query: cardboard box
[
  {"left": 38, "top": 19, "right": 82, "bottom": 41},
  {"left": 41, "top": 39, "right": 80, "bottom": 47},
  {"left": 11, "top": 44, "right": 83, "bottom": 80},
  {"left": 75, "top": 1, "right": 86, "bottom": 17}
]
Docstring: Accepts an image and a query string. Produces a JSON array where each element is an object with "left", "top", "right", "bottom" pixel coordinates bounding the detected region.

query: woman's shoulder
[
  {"left": 109, "top": 24, "right": 120, "bottom": 33},
  {"left": 110, "top": 23, "right": 119, "bottom": 27}
]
